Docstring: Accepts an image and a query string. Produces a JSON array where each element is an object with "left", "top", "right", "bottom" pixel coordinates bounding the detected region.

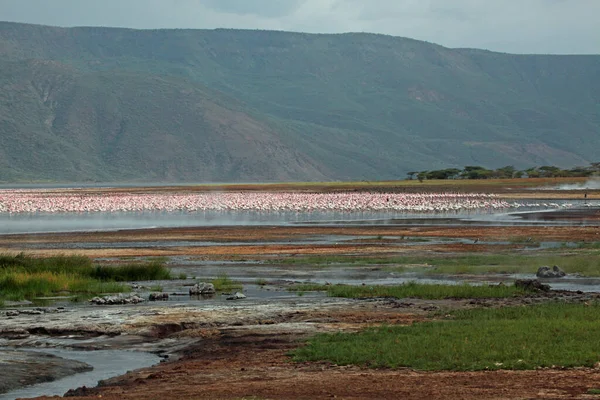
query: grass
[
  {"left": 289, "top": 282, "right": 527, "bottom": 299},
  {"left": 91, "top": 261, "right": 172, "bottom": 282},
  {"left": 422, "top": 253, "right": 600, "bottom": 276},
  {"left": 0, "top": 270, "right": 130, "bottom": 301},
  {"left": 293, "top": 303, "right": 600, "bottom": 371},
  {"left": 276, "top": 251, "right": 600, "bottom": 276},
  {"left": 0, "top": 253, "right": 171, "bottom": 302},
  {"left": 256, "top": 278, "right": 268, "bottom": 286},
  {"left": 588, "top": 389, "right": 600, "bottom": 395},
  {"left": 211, "top": 273, "right": 243, "bottom": 292},
  {"left": 0, "top": 253, "right": 94, "bottom": 274}
]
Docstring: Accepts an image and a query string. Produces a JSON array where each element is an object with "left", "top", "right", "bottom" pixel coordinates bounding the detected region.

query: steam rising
[{"left": 553, "top": 178, "right": 600, "bottom": 190}]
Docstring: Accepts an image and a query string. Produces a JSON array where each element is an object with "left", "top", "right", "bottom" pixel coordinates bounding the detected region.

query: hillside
[{"left": 1, "top": 21, "right": 599, "bottom": 182}]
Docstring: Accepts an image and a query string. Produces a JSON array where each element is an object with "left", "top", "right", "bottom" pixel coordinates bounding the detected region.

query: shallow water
[
  {"left": 0, "top": 348, "right": 160, "bottom": 400},
  {"left": 2, "top": 203, "right": 597, "bottom": 235}
]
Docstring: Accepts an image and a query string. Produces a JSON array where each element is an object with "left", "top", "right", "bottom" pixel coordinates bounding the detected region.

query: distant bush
[{"left": 91, "top": 261, "right": 172, "bottom": 282}]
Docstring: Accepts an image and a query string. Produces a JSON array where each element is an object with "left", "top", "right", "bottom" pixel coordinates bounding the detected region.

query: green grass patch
[
  {"left": 0, "top": 270, "right": 130, "bottom": 301},
  {"left": 276, "top": 251, "right": 600, "bottom": 276},
  {"left": 0, "top": 253, "right": 170, "bottom": 302},
  {"left": 588, "top": 389, "right": 600, "bottom": 395},
  {"left": 90, "top": 261, "right": 171, "bottom": 282},
  {"left": 211, "top": 273, "right": 243, "bottom": 291},
  {"left": 293, "top": 303, "right": 600, "bottom": 371},
  {"left": 289, "top": 282, "right": 526, "bottom": 299},
  {"left": 0, "top": 253, "right": 93, "bottom": 274},
  {"left": 423, "top": 252, "right": 600, "bottom": 276}
]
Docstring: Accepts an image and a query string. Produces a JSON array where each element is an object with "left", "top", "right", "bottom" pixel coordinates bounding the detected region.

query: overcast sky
[{"left": 1, "top": 0, "right": 599, "bottom": 54}]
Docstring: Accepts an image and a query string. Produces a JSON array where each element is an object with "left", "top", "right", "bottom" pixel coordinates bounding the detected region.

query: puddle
[{"left": 0, "top": 348, "right": 160, "bottom": 400}]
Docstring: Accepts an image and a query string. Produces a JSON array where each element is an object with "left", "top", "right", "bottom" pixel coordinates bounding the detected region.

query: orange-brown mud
[{"left": 1, "top": 224, "right": 598, "bottom": 259}]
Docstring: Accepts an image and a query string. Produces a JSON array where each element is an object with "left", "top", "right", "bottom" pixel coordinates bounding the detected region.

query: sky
[{"left": 1, "top": 0, "right": 599, "bottom": 54}]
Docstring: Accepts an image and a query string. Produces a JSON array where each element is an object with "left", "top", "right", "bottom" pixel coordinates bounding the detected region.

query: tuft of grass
[
  {"left": 293, "top": 303, "right": 600, "bottom": 371},
  {"left": 588, "top": 389, "right": 600, "bottom": 395},
  {"left": 178, "top": 272, "right": 187, "bottom": 280},
  {"left": 91, "top": 261, "right": 171, "bottom": 282},
  {"left": 256, "top": 278, "right": 268, "bottom": 286},
  {"left": 289, "top": 282, "right": 527, "bottom": 299},
  {"left": 211, "top": 273, "right": 243, "bottom": 291},
  {"left": 149, "top": 285, "right": 163, "bottom": 292}
]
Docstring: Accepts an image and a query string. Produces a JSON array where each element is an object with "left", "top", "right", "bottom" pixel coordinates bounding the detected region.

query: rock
[
  {"left": 0, "top": 328, "right": 30, "bottom": 339},
  {"left": 65, "top": 386, "right": 94, "bottom": 397},
  {"left": 19, "top": 309, "right": 44, "bottom": 315},
  {"left": 5, "top": 310, "right": 20, "bottom": 317},
  {"left": 536, "top": 265, "right": 566, "bottom": 278},
  {"left": 514, "top": 279, "right": 550, "bottom": 292},
  {"left": 226, "top": 292, "right": 247, "bottom": 300},
  {"left": 149, "top": 292, "right": 169, "bottom": 301},
  {"left": 89, "top": 293, "right": 144, "bottom": 305},
  {"left": 189, "top": 283, "right": 216, "bottom": 296}
]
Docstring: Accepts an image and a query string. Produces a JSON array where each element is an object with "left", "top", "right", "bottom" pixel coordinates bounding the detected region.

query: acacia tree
[
  {"left": 494, "top": 165, "right": 516, "bottom": 179},
  {"left": 406, "top": 171, "right": 419, "bottom": 180}
]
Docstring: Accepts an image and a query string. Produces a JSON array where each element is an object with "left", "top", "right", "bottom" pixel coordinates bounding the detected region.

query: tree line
[{"left": 408, "top": 162, "right": 600, "bottom": 181}]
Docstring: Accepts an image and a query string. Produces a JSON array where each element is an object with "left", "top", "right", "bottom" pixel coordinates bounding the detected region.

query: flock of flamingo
[{"left": 0, "top": 189, "right": 536, "bottom": 214}]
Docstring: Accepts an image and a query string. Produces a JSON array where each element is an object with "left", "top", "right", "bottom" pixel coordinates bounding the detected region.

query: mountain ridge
[{"left": 0, "top": 21, "right": 598, "bottom": 182}]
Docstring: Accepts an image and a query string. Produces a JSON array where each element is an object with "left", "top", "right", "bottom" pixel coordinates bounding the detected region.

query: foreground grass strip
[
  {"left": 293, "top": 303, "right": 600, "bottom": 371},
  {"left": 290, "top": 282, "right": 526, "bottom": 299},
  {"left": 0, "top": 271, "right": 130, "bottom": 301},
  {"left": 0, "top": 254, "right": 170, "bottom": 301}
]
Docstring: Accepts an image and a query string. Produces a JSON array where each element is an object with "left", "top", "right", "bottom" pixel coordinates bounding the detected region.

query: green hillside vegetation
[
  {"left": 1, "top": 22, "right": 599, "bottom": 182},
  {"left": 412, "top": 162, "right": 600, "bottom": 181}
]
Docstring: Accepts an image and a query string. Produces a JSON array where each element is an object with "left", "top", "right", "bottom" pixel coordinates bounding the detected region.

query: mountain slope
[
  {"left": 0, "top": 21, "right": 599, "bottom": 182},
  {"left": 0, "top": 58, "right": 327, "bottom": 182}
]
